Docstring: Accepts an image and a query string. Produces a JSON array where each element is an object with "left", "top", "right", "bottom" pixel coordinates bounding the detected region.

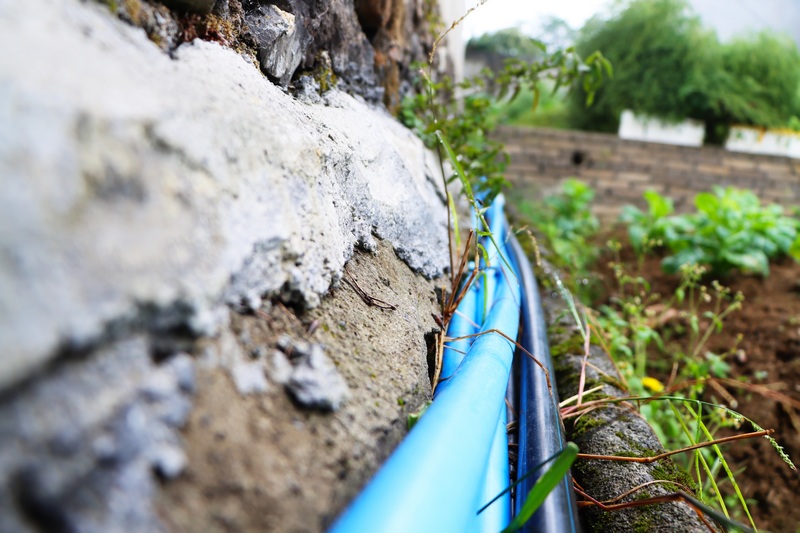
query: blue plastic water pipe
[
  {"left": 329, "top": 196, "right": 579, "bottom": 533},
  {"left": 438, "top": 273, "right": 478, "bottom": 385},
  {"left": 476, "top": 197, "right": 516, "bottom": 532},
  {"left": 329, "top": 198, "right": 519, "bottom": 533}
]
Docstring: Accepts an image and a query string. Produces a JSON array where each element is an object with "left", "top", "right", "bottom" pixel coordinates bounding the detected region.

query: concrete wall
[
  {"left": 495, "top": 126, "right": 800, "bottom": 220},
  {"left": 0, "top": 1, "right": 449, "bottom": 531}
]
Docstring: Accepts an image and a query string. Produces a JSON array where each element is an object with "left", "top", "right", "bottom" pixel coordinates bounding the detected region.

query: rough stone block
[{"left": 245, "top": 3, "right": 311, "bottom": 86}]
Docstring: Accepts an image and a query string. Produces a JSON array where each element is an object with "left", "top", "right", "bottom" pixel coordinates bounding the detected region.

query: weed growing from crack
[{"left": 401, "top": 4, "right": 611, "bottom": 529}]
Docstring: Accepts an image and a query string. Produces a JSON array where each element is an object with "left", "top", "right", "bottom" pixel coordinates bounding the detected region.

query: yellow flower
[{"left": 642, "top": 376, "right": 664, "bottom": 393}]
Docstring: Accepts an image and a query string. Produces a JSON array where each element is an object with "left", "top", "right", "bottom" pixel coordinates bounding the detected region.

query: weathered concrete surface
[
  {"left": 159, "top": 241, "right": 439, "bottom": 533},
  {"left": 0, "top": 1, "right": 449, "bottom": 531},
  {"left": 0, "top": 343, "right": 195, "bottom": 533},
  {"left": 0, "top": 0, "right": 449, "bottom": 391}
]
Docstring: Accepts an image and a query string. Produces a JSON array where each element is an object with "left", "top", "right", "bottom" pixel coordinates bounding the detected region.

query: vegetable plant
[
  {"left": 622, "top": 187, "right": 800, "bottom": 276},
  {"left": 620, "top": 189, "right": 676, "bottom": 255}
]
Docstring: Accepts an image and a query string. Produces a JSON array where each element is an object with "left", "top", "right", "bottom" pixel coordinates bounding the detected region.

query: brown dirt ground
[
  {"left": 595, "top": 241, "right": 800, "bottom": 533},
  {"left": 157, "top": 240, "right": 441, "bottom": 533}
]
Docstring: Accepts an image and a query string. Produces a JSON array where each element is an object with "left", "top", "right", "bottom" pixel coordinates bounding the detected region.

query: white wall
[{"left": 438, "top": 0, "right": 467, "bottom": 81}]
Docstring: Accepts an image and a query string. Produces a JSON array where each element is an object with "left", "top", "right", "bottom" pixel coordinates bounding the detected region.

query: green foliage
[
  {"left": 551, "top": 243, "right": 770, "bottom": 527},
  {"left": 569, "top": 0, "right": 706, "bottom": 131},
  {"left": 623, "top": 187, "right": 800, "bottom": 276},
  {"left": 596, "top": 259, "right": 750, "bottom": 518},
  {"left": 493, "top": 83, "right": 572, "bottom": 129},
  {"left": 400, "top": 43, "right": 610, "bottom": 202},
  {"left": 667, "top": 187, "right": 800, "bottom": 275},
  {"left": 598, "top": 259, "right": 741, "bottom": 400},
  {"left": 568, "top": 0, "right": 800, "bottom": 133},
  {"left": 519, "top": 179, "right": 599, "bottom": 275},
  {"left": 466, "top": 28, "right": 546, "bottom": 60},
  {"left": 500, "top": 443, "right": 579, "bottom": 533},
  {"left": 719, "top": 32, "right": 800, "bottom": 129},
  {"left": 620, "top": 189, "right": 676, "bottom": 255},
  {"left": 400, "top": 74, "right": 510, "bottom": 201}
]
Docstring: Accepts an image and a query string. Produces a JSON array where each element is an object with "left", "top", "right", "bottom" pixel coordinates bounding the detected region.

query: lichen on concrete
[{"left": 543, "top": 294, "right": 715, "bottom": 533}]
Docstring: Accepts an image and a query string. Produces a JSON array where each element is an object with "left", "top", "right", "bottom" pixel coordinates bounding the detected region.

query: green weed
[
  {"left": 520, "top": 179, "right": 599, "bottom": 274},
  {"left": 400, "top": 47, "right": 609, "bottom": 203}
]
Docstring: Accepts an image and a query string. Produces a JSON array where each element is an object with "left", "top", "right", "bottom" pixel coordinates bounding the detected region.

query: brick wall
[{"left": 495, "top": 126, "right": 800, "bottom": 221}]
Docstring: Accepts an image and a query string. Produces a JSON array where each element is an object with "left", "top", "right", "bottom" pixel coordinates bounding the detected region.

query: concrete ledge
[
  {"left": 0, "top": 0, "right": 449, "bottom": 391},
  {"left": 543, "top": 296, "right": 713, "bottom": 533}
]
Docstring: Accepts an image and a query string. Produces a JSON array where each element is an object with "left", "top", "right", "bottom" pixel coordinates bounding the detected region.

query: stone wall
[
  {"left": 91, "top": 0, "right": 447, "bottom": 110},
  {"left": 0, "top": 1, "right": 456, "bottom": 531},
  {"left": 496, "top": 126, "right": 800, "bottom": 220}
]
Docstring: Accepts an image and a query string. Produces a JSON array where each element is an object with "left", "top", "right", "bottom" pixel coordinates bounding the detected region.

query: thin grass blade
[
  {"left": 448, "top": 192, "right": 461, "bottom": 251},
  {"left": 501, "top": 442, "right": 579, "bottom": 533}
]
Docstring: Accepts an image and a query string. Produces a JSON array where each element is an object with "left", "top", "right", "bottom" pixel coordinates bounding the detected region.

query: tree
[
  {"left": 466, "top": 28, "right": 545, "bottom": 61},
  {"left": 568, "top": 0, "right": 706, "bottom": 132},
  {"left": 568, "top": 0, "right": 800, "bottom": 136}
]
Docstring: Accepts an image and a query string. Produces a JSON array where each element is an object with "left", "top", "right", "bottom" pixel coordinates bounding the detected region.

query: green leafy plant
[
  {"left": 620, "top": 189, "right": 676, "bottom": 256},
  {"left": 622, "top": 187, "right": 800, "bottom": 276},
  {"left": 680, "top": 188, "right": 796, "bottom": 275},
  {"left": 598, "top": 258, "right": 743, "bottom": 392},
  {"left": 519, "top": 179, "right": 599, "bottom": 276},
  {"left": 401, "top": 43, "right": 610, "bottom": 202},
  {"left": 401, "top": 72, "right": 510, "bottom": 202}
]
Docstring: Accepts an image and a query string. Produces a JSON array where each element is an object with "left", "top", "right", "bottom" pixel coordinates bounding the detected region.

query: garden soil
[{"left": 596, "top": 245, "right": 800, "bottom": 533}]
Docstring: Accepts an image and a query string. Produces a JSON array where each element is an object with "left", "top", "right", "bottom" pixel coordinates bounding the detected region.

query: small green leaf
[
  {"left": 644, "top": 189, "right": 673, "bottom": 218},
  {"left": 676, "top": 287, "right": 685, "bottom": 303},
  {"left": 406, "top": 401, "right": 431, "bottom": 430},
  {"left": 436, "top": 131, "right": 473, "bottom": 203},
  {"left": 690, "top": 315, "right": 699, "bottom": 335},
  {"left": 789, "top": 234, "right": 800, "bottom": 261},
  {"left": 448, "top": 193, "right": 461, "bottom": 251},
  {"left": 695, "top": 192, "right": 718, "bottom": 215},
  {"left": 722, "top": 250, "right": 769, "bottom": 275}
]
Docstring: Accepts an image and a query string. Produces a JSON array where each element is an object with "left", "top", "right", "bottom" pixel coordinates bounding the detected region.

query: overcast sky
[
  {"left": 460, "top": 0, "right": 611, "bottom": 39},
  {"left": 459, "top": 0, "right": 800, "bottom": 46}
]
